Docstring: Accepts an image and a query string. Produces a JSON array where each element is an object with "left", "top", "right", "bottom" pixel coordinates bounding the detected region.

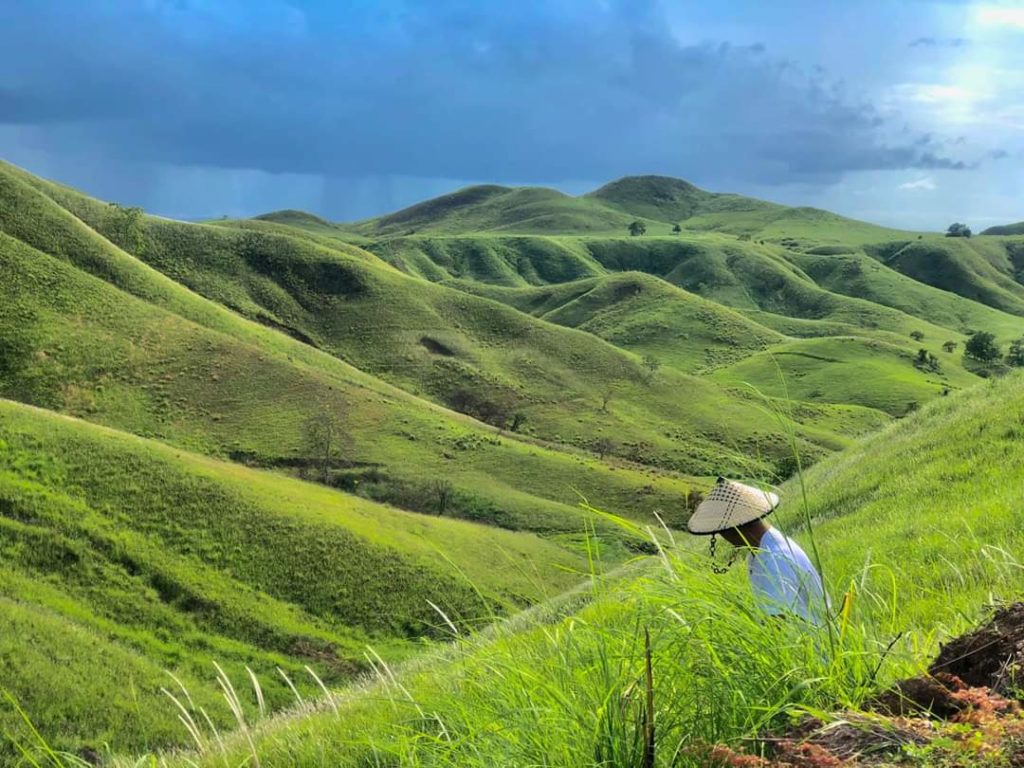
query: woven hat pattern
[{"left": 686, "top": 479, "right": 779, "bottom": 535}]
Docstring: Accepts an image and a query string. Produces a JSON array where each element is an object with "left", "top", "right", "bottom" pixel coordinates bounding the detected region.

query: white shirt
[{"left": 747, "top": 527, "right": 828, "bottom": 624}]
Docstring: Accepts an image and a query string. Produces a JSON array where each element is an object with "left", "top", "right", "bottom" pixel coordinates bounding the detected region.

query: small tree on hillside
[
  {"left": 593, "top": 436, "right": 617, "bottom": 460},
  {"left": 628, "top": 220, "right": 647, "bottom": 237},
  {"left": 942, "top": 340, "right": 957, "bottom": 354},
  {"left": 672, "top": 223, "right": 682, "bottom": 234},
  {"left": 964, "top": 331, "right": 1001, "bottom": 362},
  {"left": 106, "top": 203, "right": 147, "bottom": 254},
  {"left": 303, "top": 411, "right": 348, "bottom": 484},
  {"left": 431, "top": 478, "right": 454, "bottom": 515},
  {"left": 1007, "top": 337, "right": 1024, "bottom": 367},
  {"left": 600, "top": 386, "right": 616, "bottom": 413},
  {"left": 910, "top": 330, "right": 925, "bottom": 342},
  {"left": 641, "top": 354, "right": 661, "bottom": 384},
  {"left": 946, "top": 222, "right": 972, "bottom": 238},
  {"left": 915, "top": 348, "right": 941, "bottom": 373}
]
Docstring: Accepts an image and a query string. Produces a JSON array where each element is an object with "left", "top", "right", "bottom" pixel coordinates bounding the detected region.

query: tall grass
[{"left": 108, "top": 516, "right": 921, "bottom": 768}]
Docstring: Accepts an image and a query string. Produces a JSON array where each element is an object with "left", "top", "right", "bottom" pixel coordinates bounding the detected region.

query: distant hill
[
  {"left": 348, "top": 184, "right": 640, "bottom": 236},
  {"left": 254, "top": 208, "right": 334, "bottom": 227},
  {"left": 344, "top": 174, "right": 910, "bottom": 243},
  {"left": 982, "top": 221, "right": 1024, "bottom": 236},
  {"left": 586, "top": 175, "right": 722, "bottom": 222}
]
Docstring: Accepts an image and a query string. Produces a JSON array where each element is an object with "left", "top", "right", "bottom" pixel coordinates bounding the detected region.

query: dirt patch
[
  {"left": 929, "top": 602, "right": 1024, "bottom": 694},
  {"left": 701, "top": 603, "right": 1024, "bottom": 767},
  {"left": 871, "top": 673, "right": 971, "bottom": 718},
  {"left": 773, "top": 714, "right": 931, "bottom": 763}
]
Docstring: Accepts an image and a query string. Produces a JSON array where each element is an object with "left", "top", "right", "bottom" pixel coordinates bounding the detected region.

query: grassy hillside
[
  {"left": 369, "top": 231, "right": 978, "bottom": 352},
  {"left": 791, "top": 248, "right": 1024, "bottom": 340},
  {"left": 348, "top": 185, "right": 646, "bottom": 237},
  {"left": 865, "top": 236, "right": 1024, "bottom": 317},
  {"left": 364, "top": 235, "right": 605, "bottom": 286},
  {"left": 0, "top": 226, "right": 710, "bottom": 533},
  {"left": 0, "top": 162, "right": 873, "bottom": 476},
  {"left": 588, "top": 175, "right": 910, "bottom": 244},
  {"left": 130, "top": 372, "right": 1024, "bottom": 768},
  {"left": 8, "top": 159, "right": 1024, "bottom": 765},
  {"left": 712, "top": 336, "right": 976, "bottom": 416},
  {"left": 0, "top": 399, "right": 587, "bottom": 758},
  {"left": 457, "top": 271, "right": 786, "bottom": 370},
  {"left": 981, "top": 222, "right": 1024, "bottom": 236},
  {"left": 345, "top": 175, "right": 911, "bottom": 243}
]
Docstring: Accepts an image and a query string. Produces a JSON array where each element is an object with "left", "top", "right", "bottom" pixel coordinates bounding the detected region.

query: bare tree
[
  {"left": 593, "top": 436, "right": 617, "bottom": 460},
  {"left": 641, "top": 354, "right": 660, "bottom": 384},
  {"left": 600, "top": 387, "right": 615, "bottom": 413},
  {"left": 303, "top": 411, "right": 346, "bottom": 484},
  {"left": 431, "top": 478, "right": 454, "bottom": 515}
]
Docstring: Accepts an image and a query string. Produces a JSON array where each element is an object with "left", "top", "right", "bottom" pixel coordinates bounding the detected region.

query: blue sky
[{"left": 1, "top": 0, "right": 1021, "bottom": 229}]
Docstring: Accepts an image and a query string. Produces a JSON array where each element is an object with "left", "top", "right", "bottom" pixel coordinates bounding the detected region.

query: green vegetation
[
  {"left": 107, "top": 372, "right": 1024, "bottom": 768},
  {"left": 981, "top": 221, "right": 1024, "bottom": 236},
  {"left": 0, "top": 399, "right": 588, "bottom": 758},
  {"left": 5, "top": 160, "right": 1024, "bottom": 764},
  {"left": 864, "top": 236, "right": 1024, "bottom": 316}
]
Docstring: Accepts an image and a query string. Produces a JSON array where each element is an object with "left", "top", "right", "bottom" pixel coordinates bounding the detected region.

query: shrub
[
  {"left": 965, "top": 331, "right": 1001, "bottom": 362},
  {"left": 1007, "top": 337, "right": 1024, "bottom": 367}
]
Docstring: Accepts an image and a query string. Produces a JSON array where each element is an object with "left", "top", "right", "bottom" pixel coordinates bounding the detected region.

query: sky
[{"left": 1, "top": 0, "right": 1021, "bottom": 230}]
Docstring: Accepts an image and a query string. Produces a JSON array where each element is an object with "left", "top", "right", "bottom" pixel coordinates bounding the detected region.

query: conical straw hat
[{"left": 687, "top": 477, "right": 780, "bottom": 535}]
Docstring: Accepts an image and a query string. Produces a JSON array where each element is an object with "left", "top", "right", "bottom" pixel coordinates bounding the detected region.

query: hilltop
[{"left": 338, "top": 175, "right": 913, "bottom": 242}]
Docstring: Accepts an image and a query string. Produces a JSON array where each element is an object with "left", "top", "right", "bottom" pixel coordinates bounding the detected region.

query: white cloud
[
  {"left": 899, "top": 177, "right": 936, "bottom": 191},
  {"left": 892, "top": 83, "right": 975, "bottom": 104},
  {"left": 976, "top": 5, "right": 1024, "bottom": 29}
]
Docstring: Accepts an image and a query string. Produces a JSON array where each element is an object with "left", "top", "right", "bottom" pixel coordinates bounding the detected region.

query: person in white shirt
[{"left": 687, "top": 477, "right": 828, "bottom": 624}]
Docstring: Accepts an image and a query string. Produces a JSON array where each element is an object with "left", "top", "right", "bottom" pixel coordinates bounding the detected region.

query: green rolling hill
[
  {"left": 0, "top": 399, "right": 586, "bottom": 757},
  {"left": 5, "top": 160, "right": 1024, "bottom": 762},
  {"left": 981, "top": 221, "right": 1024, "bottom": 236},
  {"left": 863, "top": 237, "right": 1024, "bottom": 316},
  {"left": 144, "top": 371, "right": 1024, "bottom": 768}
]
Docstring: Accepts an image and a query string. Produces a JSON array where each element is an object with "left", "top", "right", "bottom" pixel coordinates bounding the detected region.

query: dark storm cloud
[
  {"left": 0, "top": 0, "right": 968, "bottom": 187},
  {"left": 909, "top": 36, "right": 969, "bottom": 47}
]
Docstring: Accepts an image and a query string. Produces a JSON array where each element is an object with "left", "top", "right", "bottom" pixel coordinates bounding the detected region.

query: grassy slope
[
  {"left": 148, "top": 372, "right": 1024, "bottom": 768},
  {"left": 367, "top": 232, "right": 977, "bottom": 355},
  {"left": 345, "top": 175, "right": 914, "bottom": 244},
  {"left": 0, "top": 225, "right": 705, "bottom": 534},
  {"left": 346, "top": 185, "right": 646, "bottom": 237},
  {"left": 456, "top": 271, "right": 786, "bottom": 370},
  {"left": 865, "top": 236, "right": 1024, "bottom": 318},
  {"left": 362, "top": 235, "right": 606, "bottom": 286},
  {"left": 711, "top": 336, "right": 977, "bottom": 416},
  {"left": 981, "top": 222, "right": 1024, "bottom": 236},
  {"left": 0, "top": 400, "right": 585, "bottom": 757},
  {"left": 791, "top": 248, "right": 1024, "bottom": 340},
  {"left": 587, "top": 175, "right": 914, "bottom": 244},
  {"left": 0, "top": 163, "right": 862, "bottom": 477}
]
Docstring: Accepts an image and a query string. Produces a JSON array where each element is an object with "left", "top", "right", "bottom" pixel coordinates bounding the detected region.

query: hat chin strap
[{"left": 708, "top": 533, "right": 738, "bottom": 575}]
